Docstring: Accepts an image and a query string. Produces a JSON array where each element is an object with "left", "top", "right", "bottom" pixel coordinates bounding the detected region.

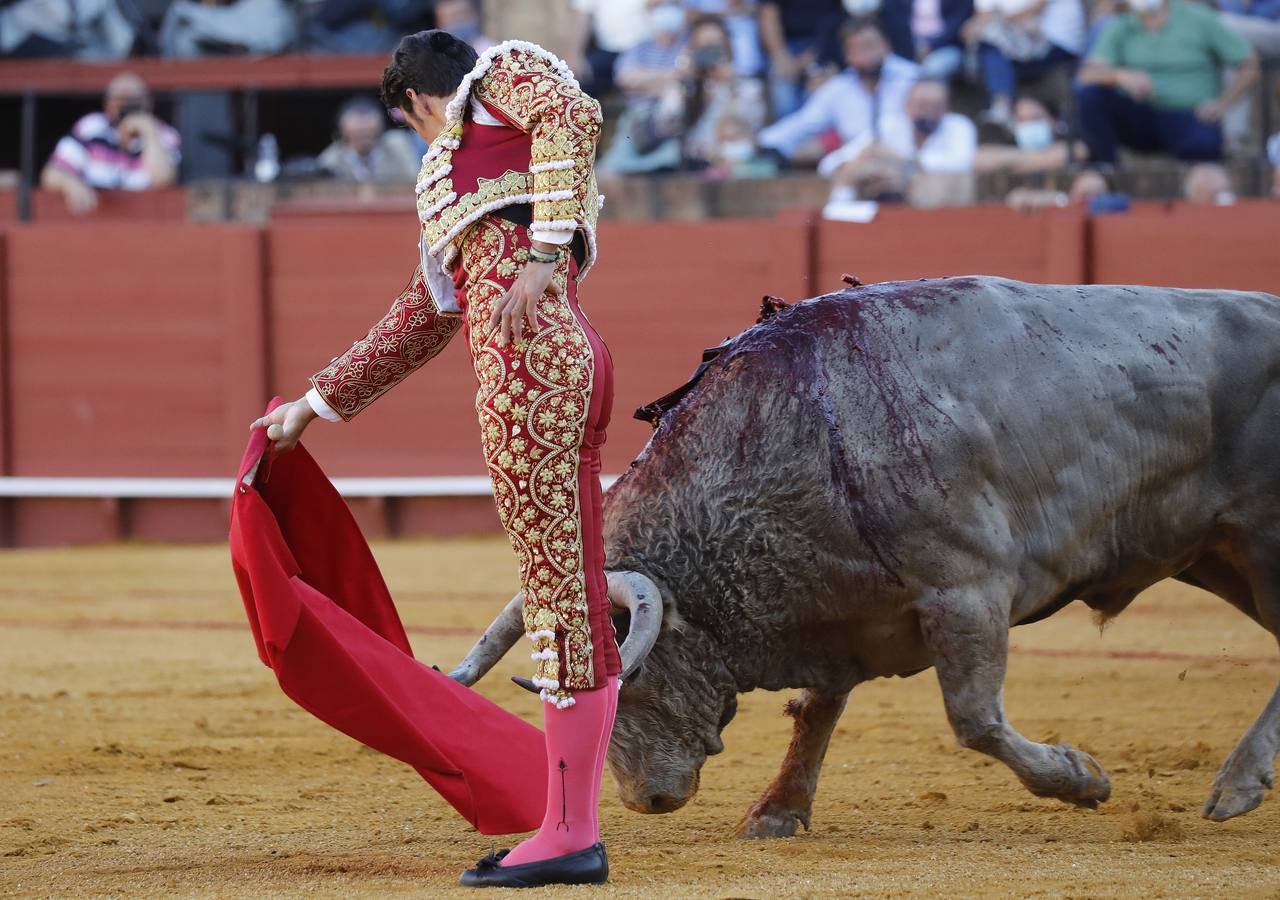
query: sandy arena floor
[{"left": 2, "top": 539, "right": 1279, "bottom": 898}]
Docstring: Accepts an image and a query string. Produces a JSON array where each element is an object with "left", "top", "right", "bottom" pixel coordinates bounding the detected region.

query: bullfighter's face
[{"left": 606, "top": 617, "right": 738, "bottom": 814}]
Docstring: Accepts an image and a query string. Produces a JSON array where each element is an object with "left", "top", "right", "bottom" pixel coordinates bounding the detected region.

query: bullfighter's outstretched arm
[{"left": 306, "top": 264, "right": 462, "bottom": 422}]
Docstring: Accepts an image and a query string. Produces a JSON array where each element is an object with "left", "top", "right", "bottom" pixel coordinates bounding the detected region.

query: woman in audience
[{"left": 974, "top": 94, "right": 1083, "bottom": 172}]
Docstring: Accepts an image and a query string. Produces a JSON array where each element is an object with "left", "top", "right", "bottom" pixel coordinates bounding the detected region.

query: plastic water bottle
[{"left": 254, "top": 133, "right": 280, "bottom": 183}]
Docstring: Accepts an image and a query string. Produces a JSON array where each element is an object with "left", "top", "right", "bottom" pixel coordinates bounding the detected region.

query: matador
[{"left": 252, "top": 30, "right": 619, "bottom": 889}]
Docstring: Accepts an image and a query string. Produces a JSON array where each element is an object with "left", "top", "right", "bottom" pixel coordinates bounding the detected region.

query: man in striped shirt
[{"left": 40, "top": 72, "right": 181, "bottom": 214}]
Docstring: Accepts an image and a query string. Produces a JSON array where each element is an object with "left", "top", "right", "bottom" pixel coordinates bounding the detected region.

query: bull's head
[{"left": 449, "top": 572, "right": 737, "bottom": 815}]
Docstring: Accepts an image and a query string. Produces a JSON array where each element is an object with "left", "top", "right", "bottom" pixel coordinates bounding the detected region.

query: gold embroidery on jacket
[
  {"left": 413, "top": 44, "right": 603, "bottom": 281},
  {"left": 309, "top": 265, "right": 462, "bottom": 421}
]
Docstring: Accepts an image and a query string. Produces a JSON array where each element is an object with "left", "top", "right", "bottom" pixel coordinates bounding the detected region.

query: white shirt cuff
[
  {"left": 305, "top": 387, "right": 341, "bottom": 422},
  {"left": 530, "top": 227, "right": 574, "bottom": 246}
]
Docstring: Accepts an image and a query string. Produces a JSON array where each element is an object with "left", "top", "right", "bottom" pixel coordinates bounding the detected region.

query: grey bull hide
[{"left": 452, "top": 275, "right": 1280, "bottom": 838}]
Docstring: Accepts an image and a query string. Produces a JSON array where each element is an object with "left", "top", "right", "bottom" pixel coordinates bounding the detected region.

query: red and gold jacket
[{"left": 308, "top": 41, "right": 603, "bottom": 421}]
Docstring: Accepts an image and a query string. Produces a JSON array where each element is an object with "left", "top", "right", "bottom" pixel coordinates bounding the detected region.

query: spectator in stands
[
  {"left": 819, "top": 79, "right": 976, "bottom": 206},
  {"left": 682, "top": 15, "right": 769, "bottom": 169},
  {"left": 568, "top": 0, "right": 650, "bottom": 98},
  {"left": 300, "top": 0, "right": 433, "bottom": 54},
  {"left": 963, "top": 0, "right": 1086, "bottom": 124},
  {"left": 434, "top": 0, "right": 493, "bottom": 54},
  {"left": 879, "top": 0, "right": 975, "bottom": 80},
  {"left": 40, "top": 72, "right": 179, "bottom": 215},
  {"left": 0, "top": 0, "right": 134, "bottom": 58},
  {"left": 1217, "top": 0, "right": 1280, "bottom": 62},
  {"left": 974, "top": 94, "right": 1081, "bottom": 172},
  {"left": 1076, "top": 0, "right": 1259, "bottom": 165},
  {"left": 316, "top": 97, "right": 420, "bottom": 182},
  {"left": 597, "top": 2, "right": 690, "bottom": 174},
  {"left": 757, "top": 20, "right": 919, "bottom": 165},
  {"left": 702, "top": 115, "right": 781, "bottom": 177},
  {"left": 759, "top": 0, "right": 849, "bottom": 117},
  {"left": 1183, "top": 162, "right": 1237, "bottom": 205},
  {"left": 684, "top": 0, "right": 767, "bottom": 76}
]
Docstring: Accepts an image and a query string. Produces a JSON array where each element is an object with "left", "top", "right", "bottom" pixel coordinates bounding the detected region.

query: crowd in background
[{"left": 14, "top": 0, "right": 1280, "bottom": 216}]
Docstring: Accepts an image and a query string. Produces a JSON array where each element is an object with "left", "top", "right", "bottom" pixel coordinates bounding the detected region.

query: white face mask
[
  {"left": 1128, "top": 0, "right": 1163, "bottom": 12},
  {"left": 649, "top": 5, "right": 686, "bottom": 36},
  {"left": 1014, "top": 118, "right": 1054, "bottom": 152},
  {"left": 843, "top": 0, "right": 883, "bottom": 14},
  {"left": 720, "top": 139, "right": 755, "bottom": 163}
]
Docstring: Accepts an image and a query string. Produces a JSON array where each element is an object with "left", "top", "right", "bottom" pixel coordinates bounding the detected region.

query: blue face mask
[
  {"left": 913, "top": 116, "right": 941, "bottom": 137},
  {"left": 1014, "top": 119, "right": 1054, "bottom": 152}
]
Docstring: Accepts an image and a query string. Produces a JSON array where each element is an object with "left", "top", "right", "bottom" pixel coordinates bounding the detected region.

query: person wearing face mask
[
  {"left": 597, "top": 3, "right": 691, "bottom": 174},
  {"left": 819, "top": 79, "right": 976, "bottom": 208},
  {"left": 758, "top": 20, "right": 920, "bottom": 165},
  {"left": 681, "top": 15, "right": 769, "bottom": 169},
  {"left": 1076, "top": 0, "right": 1259, "bottom": 164},
  {"left": 974, "top": 95, "right": 1082, "bottom": 172},
  {"left": 685, "top": 0, "right": 767, "bottom": 76}
]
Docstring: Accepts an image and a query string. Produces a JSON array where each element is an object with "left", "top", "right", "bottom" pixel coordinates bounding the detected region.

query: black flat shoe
[{"left": 459, "top": 842, "right": 609, "bottom": 888}]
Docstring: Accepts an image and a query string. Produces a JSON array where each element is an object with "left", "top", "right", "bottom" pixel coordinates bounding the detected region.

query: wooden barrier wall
[{"left": 0, "top": 200, "right": 1277, "bottom": 544}]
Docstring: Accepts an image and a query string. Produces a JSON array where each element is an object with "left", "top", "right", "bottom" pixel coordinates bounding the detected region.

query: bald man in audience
[{"left": 41, "top": 72, "right": 180, "bottom": 215}]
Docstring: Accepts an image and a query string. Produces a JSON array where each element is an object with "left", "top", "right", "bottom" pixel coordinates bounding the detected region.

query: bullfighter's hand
[
  {"left": 249, "top": 397, "right": 317, "bottom": 454},
  {"left": 490, "top": 259, "right": 562, "bottom": 347}
]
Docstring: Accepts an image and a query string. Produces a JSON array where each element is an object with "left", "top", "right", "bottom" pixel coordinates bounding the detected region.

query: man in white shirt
[
  {"left": 820, "top": 79, "right": 976, "bottom": 205},
  {"left": 757, "top": 21, "right": 920, "bottom": 163}
]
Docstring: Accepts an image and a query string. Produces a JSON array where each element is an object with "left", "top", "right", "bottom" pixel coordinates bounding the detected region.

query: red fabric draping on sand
[{"left": 228, "top": 400, "right": 547, "bottom": 835}]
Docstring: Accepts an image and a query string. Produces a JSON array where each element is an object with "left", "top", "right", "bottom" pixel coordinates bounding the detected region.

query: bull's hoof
[
  {"left": 733, "top": 800, "right": 810, "bottom": 839},
  {"left": 1202, "top": 753, "right": 1273, "bottom": 821},
  {"left": 1026, "top": 745, "right": 1112, "bottom": 808}
]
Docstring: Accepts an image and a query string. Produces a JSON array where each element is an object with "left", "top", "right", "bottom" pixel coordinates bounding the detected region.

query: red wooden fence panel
[
  {"left": 4, "top": 223, "right": 266, "bottom": 477},
  {"left": 815, "top": 205, "right": 1088, "bottom": 291},
  {"left": 1090, "top": 201, "right": 1280, "bottom": 293}
]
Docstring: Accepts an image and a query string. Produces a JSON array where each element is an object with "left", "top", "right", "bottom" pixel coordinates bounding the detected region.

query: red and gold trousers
[{"left": 454, "top": 215, "right": 621, "bottom": 706}]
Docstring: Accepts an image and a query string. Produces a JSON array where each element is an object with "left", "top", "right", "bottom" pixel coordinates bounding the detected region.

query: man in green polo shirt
[{"left": 1076, "top": 0, "right": 1258, "bottom": 163}]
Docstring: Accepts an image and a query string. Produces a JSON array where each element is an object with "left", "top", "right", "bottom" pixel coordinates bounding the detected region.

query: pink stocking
[{"left": 500, "top": 676, "right": 619, "bottom": 866}]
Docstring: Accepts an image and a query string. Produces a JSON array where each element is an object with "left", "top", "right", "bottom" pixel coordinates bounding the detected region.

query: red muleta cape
[{"left": 228, "top": 400, "right": 546, "bottom": 835}]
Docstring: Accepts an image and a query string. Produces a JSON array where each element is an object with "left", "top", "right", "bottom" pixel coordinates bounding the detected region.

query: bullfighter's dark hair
[{"left": 380, "top": 30, "right": 480, "bottom": 112}]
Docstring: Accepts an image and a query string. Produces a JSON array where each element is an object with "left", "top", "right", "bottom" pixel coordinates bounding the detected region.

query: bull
[{"left": 450, "top": 275, "right": 1280, "bottom": 837}]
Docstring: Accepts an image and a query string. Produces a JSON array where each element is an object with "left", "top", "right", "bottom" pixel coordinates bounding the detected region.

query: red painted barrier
[
  {"left": 3, "top": 223, "right": 265, "bottom": 477},
  {"left": 1, "top": 202, "right": 1277, "bottom": 545},
  {"left": 1090, "top": 201, "right": 1280, "bottom": 292},
  {"left": 815, "top": 205, "right": 1088, "bottom": 291}
]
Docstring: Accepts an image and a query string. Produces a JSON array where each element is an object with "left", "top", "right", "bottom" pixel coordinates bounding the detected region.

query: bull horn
[
  {"left": 448, "top": 592, "right": 525, "bottom": 686},
  {"left": 608, "top": 571, "right": 664, "bottom": 680}
]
